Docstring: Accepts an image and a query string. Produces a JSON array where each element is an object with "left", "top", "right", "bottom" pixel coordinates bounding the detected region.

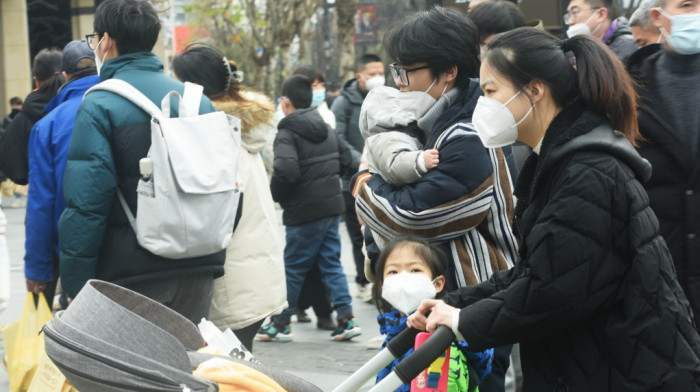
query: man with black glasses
[
  {"left": 59, "top": 0, "right": 224, "bottom": 324},
  {"left": 565, "top": 0, "right": 638, "bottom": 61},
  {"left": 352, "top": 7, "right": 519, "bottom": 392}
]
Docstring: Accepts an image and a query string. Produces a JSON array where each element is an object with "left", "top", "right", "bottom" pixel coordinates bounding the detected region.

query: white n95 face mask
[
  {"left": 365, "top": 76, "right": 386, "bottom": 91},
  {"left": 566, "top": 10, "right": 601, "bottom": 38},
  {"left": 381, "top": 272, "right": 437, "bottom": 314},
  {"left": 472, "top": 90, "right": 534, "bottom": 148}
]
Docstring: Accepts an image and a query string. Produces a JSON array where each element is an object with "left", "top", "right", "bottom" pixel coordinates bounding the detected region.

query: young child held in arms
[
  {"left": 372, "top": 236, "right": 492, "bottom": 391},
  {"left": 359, "top": 86, "right": 441, "bottom": 185}
]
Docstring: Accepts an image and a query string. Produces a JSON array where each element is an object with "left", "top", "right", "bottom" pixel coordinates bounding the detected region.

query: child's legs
[
  {"left": 272, "top": 220, "right": 326, "bottom": 325},
  {"left": 315, "top": 215, "right": 353, "bottom": 321}
]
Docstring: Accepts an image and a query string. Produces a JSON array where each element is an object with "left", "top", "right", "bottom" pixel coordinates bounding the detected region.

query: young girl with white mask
[
  {"left": 372, "top": 236, "right": 493, "bottom": 392},
  {"left": 408, "top": 27, "right": 700, "bottom": 391}
]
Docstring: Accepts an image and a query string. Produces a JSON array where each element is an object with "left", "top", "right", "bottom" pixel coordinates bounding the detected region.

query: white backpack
[{"left": 85, "top": 79, "right": 241, "bottom": 259}]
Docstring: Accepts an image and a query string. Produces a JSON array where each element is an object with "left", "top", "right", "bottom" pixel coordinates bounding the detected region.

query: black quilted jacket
[
  {"left": 443, "top": 104, "right": 700, "bottom": 391},
  {"left": 270, "top": 107, "right": 353, "bottom": 226}
]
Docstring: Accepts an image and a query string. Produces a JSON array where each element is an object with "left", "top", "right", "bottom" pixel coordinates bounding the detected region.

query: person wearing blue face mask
[
  {"left": 628, "top": 0, "right": 700, "bottom": 334},
  {"left": 292, "top": 66, "right": 336, "bottom": 130}
]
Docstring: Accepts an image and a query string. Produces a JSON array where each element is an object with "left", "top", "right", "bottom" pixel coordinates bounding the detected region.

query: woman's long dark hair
[
  {"left": 484, "top": 27, "right": 639, "bottom": 145},
  {"left": 172, "top": 45, "right": 272, "bottom": 112},
  {"left": 33, "top": 48, "right": 65, "bottom": 98}
]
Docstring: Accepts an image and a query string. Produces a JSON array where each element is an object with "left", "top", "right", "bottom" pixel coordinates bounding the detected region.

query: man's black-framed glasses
[
  {"left": 85, "top": 33, "right": 100, "bottom": 50},
  {"left": 389, "top": 62, "right": 430, "bottom": 87}
]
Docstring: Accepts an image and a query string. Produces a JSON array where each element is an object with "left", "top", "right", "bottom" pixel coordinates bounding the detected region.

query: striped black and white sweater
[{"left": 355, "top": 79, "right": 519, "bottom": 290}]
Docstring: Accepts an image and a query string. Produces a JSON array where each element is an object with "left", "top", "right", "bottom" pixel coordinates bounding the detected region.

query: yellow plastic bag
[
  {"left": 27, "top": 350, "right": 78, "bottom": 392},
  {"left": 1, "top": 292, "right": 54, "bottom": 392}
]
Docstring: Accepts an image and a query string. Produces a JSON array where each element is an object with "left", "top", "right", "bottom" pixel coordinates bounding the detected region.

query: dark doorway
[{"left": 27, "top": 0, "right": 72, "bottom": 60}]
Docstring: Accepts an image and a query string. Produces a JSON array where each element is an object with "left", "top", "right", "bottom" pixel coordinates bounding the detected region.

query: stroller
[{"left": 43, "top": 280, "right": 455, "bottom": 392}]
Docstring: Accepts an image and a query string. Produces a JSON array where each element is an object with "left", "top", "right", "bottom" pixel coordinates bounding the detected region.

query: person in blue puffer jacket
[{"left": 24, "top": 40, "right": 100, "bottom": 308}]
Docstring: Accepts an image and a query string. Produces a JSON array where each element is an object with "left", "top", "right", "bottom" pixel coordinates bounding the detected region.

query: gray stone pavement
[{"left": 0, "top": 203, "right": 383, "bottom": 391}]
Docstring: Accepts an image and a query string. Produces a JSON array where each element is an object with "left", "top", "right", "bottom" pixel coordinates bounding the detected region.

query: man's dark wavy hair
[
  {"left": 94, "top": 0, "right": 161, "bottom": 55},
  {"left": 384, "top": 6, "right": 480, "bottom": 88}
]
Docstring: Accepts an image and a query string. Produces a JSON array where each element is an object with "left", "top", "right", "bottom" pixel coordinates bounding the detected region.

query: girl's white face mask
[
  {"left": 472, "top": 89, "right": 534, "bottom": 148},
  {"left": 381, "top": 272, "right": 437, "bottom": 314}
]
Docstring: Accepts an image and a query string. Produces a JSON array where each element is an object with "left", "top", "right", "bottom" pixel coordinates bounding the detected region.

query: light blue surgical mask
[
  {"left": 657, "top": 8, "right": 700, "bottom": 55},
  {"left": 311, "top": 89, "right": 326, "bottom": 107}
]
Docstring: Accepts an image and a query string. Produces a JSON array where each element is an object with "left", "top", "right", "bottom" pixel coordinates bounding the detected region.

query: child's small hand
[{"left": 423, "top": 149, "right": 439, "bottom": 170}]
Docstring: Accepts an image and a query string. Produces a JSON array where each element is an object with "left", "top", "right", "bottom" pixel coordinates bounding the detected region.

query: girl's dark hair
[
  {"left": 484, "top": 27, "right": 639, "bottom": 145},
  {"left": 384, "top": 6, "right": 480, "bottom": 88},
  {"left": 33, "top": 48, "right": 65, "bottom": 98},
  {"left": 372, "top": 236, "right": 446, "bottom": 314},
  {"left": 172, "top": 45, "right": 272, "bottom": 111}
]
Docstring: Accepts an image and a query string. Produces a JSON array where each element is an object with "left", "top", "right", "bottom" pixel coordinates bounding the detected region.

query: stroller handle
[
  {"left": 386, "top": 327, "right": 420, "bottom": 359},
  {"left": 332, "top": 328, "right": 420, "bottom": 392},
  {"left": 393, "top": 326, "right": 455, "bottom": 385}
]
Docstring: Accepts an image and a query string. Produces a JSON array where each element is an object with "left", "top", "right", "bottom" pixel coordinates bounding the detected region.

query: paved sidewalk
[{"left": 0, "top": 204, "right": 383, "bottom": 391}]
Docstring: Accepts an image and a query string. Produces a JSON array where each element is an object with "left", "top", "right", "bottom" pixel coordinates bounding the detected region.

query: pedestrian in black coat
[
  {"left": 0, "top": 49, "right": 64, "bottom": 185},
  {"left": 408, "top": 28, "right": 700, "bottom": 391},
  {"left": 627, "top": 0, "right": 700, "bottom": 333}
]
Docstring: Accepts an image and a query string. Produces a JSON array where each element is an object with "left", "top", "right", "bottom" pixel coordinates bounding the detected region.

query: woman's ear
[
  {"left": 434, "top": 275, "right": 446, "bottom": 294},
  {"left": 527, "top": 80, "right": 547, "bottom": 105}
]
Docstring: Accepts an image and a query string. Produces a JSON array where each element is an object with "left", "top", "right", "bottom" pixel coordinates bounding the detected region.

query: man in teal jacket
[{"left": 58, "top": 0, "right": 224, "bottom": 323}]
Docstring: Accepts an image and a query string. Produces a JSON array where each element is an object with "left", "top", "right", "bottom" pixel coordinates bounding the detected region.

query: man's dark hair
[
  {"left": 358, "top": 54, "right": 382, "bottom": 72},
  {"left": 384, "top": 7, "right": 480, "bottom": 88},
  {"left": 585, "top": 0, "right": 615, "bottom": 18},
  {"left": 9, "top": 97, "right": 22, "bottom": 106},
  {"left": 281, "top": 75, "right": 312, "bottom": 109},
  {"left": 94, "top": 0, "right": 161, "bottom": 55},
  {"left": 292, "top": 66, "right": 325, "bottom": 84},
  {"left": 469, "top": 0, "right": 525, "bottom": 44}
]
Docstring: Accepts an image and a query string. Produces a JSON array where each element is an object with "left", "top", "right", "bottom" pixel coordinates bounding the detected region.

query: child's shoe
[
  {"left": 331, "top": 318, "right": 361, "bottom": 341},
  {"left": 256, "top": 322, "right": 293, "bottom": 342}
]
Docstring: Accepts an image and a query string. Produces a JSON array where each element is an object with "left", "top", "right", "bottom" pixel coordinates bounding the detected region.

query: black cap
[{"left": 62, "top": 40, "right": 94, "bottom": 73}]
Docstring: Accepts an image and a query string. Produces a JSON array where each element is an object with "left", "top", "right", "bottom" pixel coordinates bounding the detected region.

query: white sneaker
[
  {"left": 356, "top": 283, "right": 374, "bottom": 302},
  {"left": 366, "top": 334, "right": 386, "bottom": 350}
]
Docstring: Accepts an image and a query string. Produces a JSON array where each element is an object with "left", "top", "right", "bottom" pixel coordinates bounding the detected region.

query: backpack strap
[
  {"left": 85, "top": 79, "right": 163, "bottom": 121},
  {"left": 116, "top": 190, "right": 138, "bottom": 236},
  {"left": 160, "top": 82, "right": 203, "bottom": 118}
]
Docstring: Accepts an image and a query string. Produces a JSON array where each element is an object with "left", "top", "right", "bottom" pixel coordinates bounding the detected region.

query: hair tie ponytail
[
  {"left": 222, "top": 56, "right": 233, "bottom": 91},
  {"left": 560, "top": 39, "right": 572, "bottom": 53}
]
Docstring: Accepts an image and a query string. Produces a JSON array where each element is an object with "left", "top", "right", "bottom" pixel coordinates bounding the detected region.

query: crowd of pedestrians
[{"left": 1, "top": 0, "right": 700, "bottom": 390}]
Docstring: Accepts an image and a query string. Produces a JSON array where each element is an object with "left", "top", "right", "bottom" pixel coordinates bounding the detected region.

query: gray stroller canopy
[{"left": 44, "top": 279, "right": 321, "bottom": 392}]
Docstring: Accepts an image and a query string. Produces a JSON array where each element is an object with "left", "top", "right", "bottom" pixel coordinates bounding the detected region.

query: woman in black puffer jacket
[{"left": 408, "top": 28, "right": 700, "bottom": 391}]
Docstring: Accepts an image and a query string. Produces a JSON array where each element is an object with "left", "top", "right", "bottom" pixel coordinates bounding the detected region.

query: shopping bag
[
  {"left": 2, "top": 292, "right": 54, "bottom": 392},
  {"left": 27, "top": 350, "right": 78, "bottom": 392},
  {"left": 0, "top": 227, "right": 10, "bottom": 313}
]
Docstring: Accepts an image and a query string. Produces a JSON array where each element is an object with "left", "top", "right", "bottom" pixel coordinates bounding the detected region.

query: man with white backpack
[{"left": 58, "top": 0, "right": 234, "bottom": 323}]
